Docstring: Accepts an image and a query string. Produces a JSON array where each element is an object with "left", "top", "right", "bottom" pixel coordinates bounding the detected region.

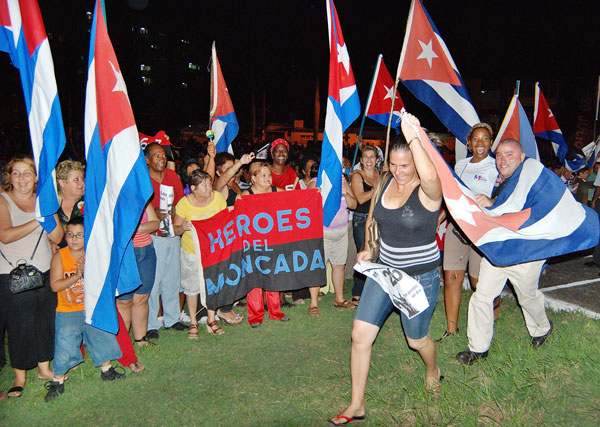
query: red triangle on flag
[{"left": 398, "top": 0, "right": 460, "bottom": 85}]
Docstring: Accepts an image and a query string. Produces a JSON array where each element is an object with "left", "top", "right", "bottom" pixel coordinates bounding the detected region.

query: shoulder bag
[
  {"left": 0, "top": 230, "right": 45, "bottom": 294},
  {"left": 367, "top": 172, "right": 393, "bottom": 262}
]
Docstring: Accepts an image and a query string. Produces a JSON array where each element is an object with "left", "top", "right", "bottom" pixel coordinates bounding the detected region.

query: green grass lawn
[{"left": 2, "top": 284, "right": 599, "bottom": 426}]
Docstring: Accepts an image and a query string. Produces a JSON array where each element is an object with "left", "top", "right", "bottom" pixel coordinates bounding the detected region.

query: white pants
[{"left": 467, "top": 258, "right": 551, "bottom": 352}]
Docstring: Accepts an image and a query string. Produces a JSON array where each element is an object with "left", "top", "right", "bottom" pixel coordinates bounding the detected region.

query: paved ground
[{"left": 522, "top": 251, "right": 600, "bottom": 318}]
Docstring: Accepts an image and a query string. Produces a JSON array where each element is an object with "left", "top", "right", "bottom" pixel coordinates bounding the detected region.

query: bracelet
[{"left": 408, "top": 137, "right": 420, "bottom": 146}]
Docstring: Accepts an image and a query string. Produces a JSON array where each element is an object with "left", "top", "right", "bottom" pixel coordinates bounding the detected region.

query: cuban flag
[
  {"left": 396, "top": 0, "right": 479, "bottom": 162},
  {"left": 210, "top": 41, "right": 238, "bottom": 154},
  {"left": 492, "top": 93, "right": 540, "bottom": 161},
  {"left": 0, "top": 0, "right": 65, "bottom": 231},
  {"left": 402, "top": 112, "right": 599, "bottom": 266},
  {"left": 84, "top": 0, "right": 153, "bottom": 333},
  {"left": 365, "top": 54, "right": 404, "bottom": 132},
  {"left": 317, "top": 0, "right": 360, "bottom": 226},
  {"left": 533, "top": 82, "right": 588, "bottom": 171}
]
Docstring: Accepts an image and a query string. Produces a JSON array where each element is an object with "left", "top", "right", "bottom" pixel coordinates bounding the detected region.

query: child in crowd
[{"left": 44, "top": 217, "right": 125, "bottom": 402}]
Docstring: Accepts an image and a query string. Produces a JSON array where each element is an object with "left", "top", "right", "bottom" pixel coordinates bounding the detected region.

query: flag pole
[
  {"left": 384, "top": 78, "right": 401, "bottom": 164},
  {"left": 593, "top": 75, "right": 600, "bottom": 142},
  {"left": 209, "top": 41, "right": 215, "bottom": 126},
  {"left": 515, "top": 80, "right": 520, "bottom": 97},
  {"left": 351, "top": 55, "right": 381, "bottom": 170}
]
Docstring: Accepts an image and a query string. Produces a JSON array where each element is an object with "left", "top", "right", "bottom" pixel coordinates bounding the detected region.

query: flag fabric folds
[
  {"left": 406, "top": 116, "right": 599, "bottom": 267},
  {"left": 0, "top": 0, "right": 65, "bottom": 231},
  {"left": 317, "top": 0, "right": 360, "bottom": 226},
  {"left": 492, "top": 93, "right": 540, "bottom": 161},
  {"left": 533, "top": 82, "right": 587, "bottom": 171},
  {"left": 365, "top": 54, "right": 404, "bottom": 131},
  {"left": 84, "top": 0, "right": 153, "bottom": 333},
  {"left": 396, "top": 0, "right": 479, "bottom": 161},
  {"left": 210, "top": 41, "right": 239, "bottom": 154}
]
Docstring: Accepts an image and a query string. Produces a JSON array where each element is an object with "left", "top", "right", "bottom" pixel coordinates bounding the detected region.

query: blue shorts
[
  {"left": 53, "top": 310, "right": 122, "bottom": 376},
  {"left": 354, "top": 268, "right": 440, "bottom": 340},
  {"left": 118, "top": 243, "right": 157, "bottom": 300}
]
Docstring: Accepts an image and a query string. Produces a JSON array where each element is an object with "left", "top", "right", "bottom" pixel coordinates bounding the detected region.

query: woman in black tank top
[
  {"left": 349, "top": 145, "right": 380, "bottom": 303},
  {"left": 330, "top": 113, "right": 444, "bottom": 425}
]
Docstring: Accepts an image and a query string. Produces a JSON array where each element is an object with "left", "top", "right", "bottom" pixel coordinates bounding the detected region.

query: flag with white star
[
  {"left": 397, "top": 0, "right": 479, "bottom": 161},
  {"left": 404, "top": 115, "right": 598, "bottom": 266},
  {"left": 365, "top": 54, "right": 404, "bottom": 132},
  {"left": 317, "top": 0, "right": 360, "bottom": 227},
  {"left": 83, "top": 0, "right": 153, "bottom": 333}
]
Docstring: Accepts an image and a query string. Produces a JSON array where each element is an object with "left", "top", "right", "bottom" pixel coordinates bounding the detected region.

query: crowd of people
[{"left": 0, "top": 112, "right": 596, "bottom": 417}]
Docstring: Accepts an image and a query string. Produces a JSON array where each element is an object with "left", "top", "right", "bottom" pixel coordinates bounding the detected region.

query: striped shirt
[{"left": 373, "top": 179, "right": 440, "bottom": 276}]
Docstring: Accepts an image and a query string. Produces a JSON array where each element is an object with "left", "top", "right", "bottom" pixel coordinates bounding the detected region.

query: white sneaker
[
  {"left": 179, "top": 310, "right": 191, "bottom": 323},
  {"left": 198, "top": 316, "right": 208, "bottom": 324}
]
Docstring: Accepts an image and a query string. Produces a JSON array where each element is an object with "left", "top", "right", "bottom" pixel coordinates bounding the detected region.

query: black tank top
[
  {"left": 354, "top": 174, "right": 373, "bottom": 214},
  {"left": 247, "top": 186, "right": 277, "bottom": 195}
]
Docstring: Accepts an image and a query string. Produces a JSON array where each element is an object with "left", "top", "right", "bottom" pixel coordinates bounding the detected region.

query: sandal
[
  {"left": 128, "top": 361, "right": 145, "bottom": 373},
  {"left": 435, "top": 329, "right": 458, "bottom": 343},
  {"left": 309, "top": 306, "right": 320, "bottom": 317},
  {"left": 188, "top": 324, "right": 199, "bottom": 339},
  {"left": 333, "top": 300, "right": 356, "bottom": 309},
  {"left": 134, "top": 336, "right": 156, "bottom": 347},
  {"left": 328, "top": 414, "right": 365, "bottom": 425},
  {"left": 219, "top": 312, "right": 243, "bottom": 325},
  {"left": 7, "top": 386, "right": 24, "bottom": 398},
  {"left": 425, "top": 367, "right": 444, "bottom": 393},
  {"left": 206, "top": 320, "right": 225, "bottom": 335},
  {"left": 351, "top": 297, "right": 360, "bottom": 306}
]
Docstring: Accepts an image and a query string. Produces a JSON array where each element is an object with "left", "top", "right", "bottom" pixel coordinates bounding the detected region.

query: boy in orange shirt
[{"left": 44, "top": 217, "right": 125, "bottom": 402}]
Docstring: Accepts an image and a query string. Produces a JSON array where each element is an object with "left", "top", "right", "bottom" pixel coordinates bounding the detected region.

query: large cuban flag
[
  {"left": 0, "top": 0, "right": 65, "bottom": 231},
  {"left": 210, "top": 41, "right": 238, "bottom": 154},
  {"left": 402, "top": 111, "right": 599, "bottom": 266},
  {"left": 317, "top": 0, "right": 360, "bottom": 226},
  {"left": 533, "top": 82, "right": 588, "bottom": 171},
  {"left": 84, "top": 0, "right": 153, "bottom": 333},
  {"left": 365, "top": 54, "right": 404, "bottom": 132},
  {"left": 492, "top": 92, "right": 540, "bottom": 161},
  {"left": 396, "top": 0, "right": 479, "bottom": 161}
]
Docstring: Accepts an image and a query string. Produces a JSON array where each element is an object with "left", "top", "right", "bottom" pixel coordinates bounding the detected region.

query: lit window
[
  {"left": 188, "top": 62, "right": 199, "bottom": 70},
  {"left": 142, "top": 76, "right": 152, "bottom": 86},
  {"left": 139, "top": 27, "right": 148, "bottom": 35},
  {"left": 181, "top": 82, "right": 188, "bottom": 88},
  {"left": 140, "top": 64, "right": 151, "bottom": 72}
]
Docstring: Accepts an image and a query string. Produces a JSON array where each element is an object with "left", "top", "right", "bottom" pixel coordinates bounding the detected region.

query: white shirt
[{"left": 454, "top": 156, "right": 498, "bottom": 197}]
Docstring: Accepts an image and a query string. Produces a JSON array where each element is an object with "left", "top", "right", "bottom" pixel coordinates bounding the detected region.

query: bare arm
[
  {"left": 400, "top": 114, "right": 442, "bottom": 206},
  {"left": 46, "top": 214, "right": 64, "bottom": 245},
  {"left": 204, "top": 141, "right": 216, "bottom": 181},
  {"left": 172, "top": 213, "right": 187, "bottom": 236},
  {"left": 350, "top": 172, "right": 375, "bottom": 205},
  {"left": 592, "top": 186, "right": 600, "bottom": 209},
  {"left": 136, "top": 204, "right": 159, "bottom": 234},
  {"left": 50, "top": 251, "right": 84, "bottom": 292},
  {"left": 214, "top": 153, "right": 255, "bottom": 192},
  {"left": 357, "top": 193, "right": 377, "bottom": 263},
  {"left": 343, "top": 179, "right": 357, "bottom": 210},
  {"left": 0, "top": 196, "right": 40, "bottom": 244}
]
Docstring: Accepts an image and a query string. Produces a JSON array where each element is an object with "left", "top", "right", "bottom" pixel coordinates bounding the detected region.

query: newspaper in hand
[
  {"left": 158, "top": 184, "right": 175, "bottom": 237},
  {"left": 354, "top": 261, "right": 430, "bottom": 319}
]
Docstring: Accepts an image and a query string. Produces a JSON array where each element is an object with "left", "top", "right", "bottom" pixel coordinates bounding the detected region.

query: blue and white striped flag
[
  {"left": 317, "top": 0, "right": 360, "bottom": 227},
  {"left": 84, "top": 0, "right": 153, "bottom": 333},
  {"left": 0, "top": 0, "right": 65, "bottom": 231}
]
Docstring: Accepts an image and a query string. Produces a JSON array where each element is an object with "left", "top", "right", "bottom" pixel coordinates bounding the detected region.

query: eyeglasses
[{"left": 66, "top": 233, "right": 84, "bottom": 240}]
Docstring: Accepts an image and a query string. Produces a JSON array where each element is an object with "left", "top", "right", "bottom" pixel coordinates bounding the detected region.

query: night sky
[{"left": 3, "top": 0, "right": 600, "bottom": 152}]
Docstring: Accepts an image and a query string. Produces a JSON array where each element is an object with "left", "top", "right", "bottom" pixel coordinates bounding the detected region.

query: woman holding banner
[
  {"left": 241, "top": 161, "right": 290, "bottom": 327},
  {"left": 329, "top": 113, "right": 443, "bottom": 425},
  {"left": 174, "top": 170, "right": 227, "bottom": 337}
]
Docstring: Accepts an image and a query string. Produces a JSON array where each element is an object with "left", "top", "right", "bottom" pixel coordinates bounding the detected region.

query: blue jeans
[
  {"left": 148, "top": 236, "right": 182, "bottom": 330},
  {"left": 352, "top": 212, "right": 368, "bottom": 297},
  {"left": 118, "top": 243, "right": 157, "bottom": 300},
  {"left": 355, "top": 268, "right": 440, "bottom": 339},
  {"left": 53, "top": 310, "right": 122, "bottom": 376}
]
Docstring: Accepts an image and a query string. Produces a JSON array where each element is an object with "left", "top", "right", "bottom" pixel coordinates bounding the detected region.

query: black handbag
[{"left": 1, "top": 230, "right": 45, "bottom": 294}]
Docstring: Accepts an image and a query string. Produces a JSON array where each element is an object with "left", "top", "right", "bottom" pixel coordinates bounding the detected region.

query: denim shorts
[
  {"left": 118, "top": 243, "right": 157, "bottom": 300},
  {"left": 53, "top": 310, "right": 122, "bottom": 376},
  {"left": 355, "top": 268, "right": 440, "bottom": 339}
]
